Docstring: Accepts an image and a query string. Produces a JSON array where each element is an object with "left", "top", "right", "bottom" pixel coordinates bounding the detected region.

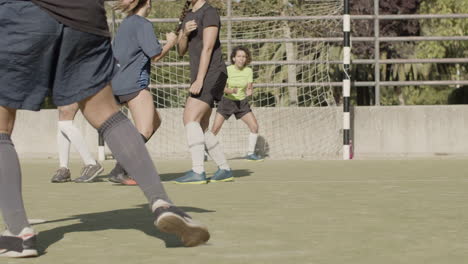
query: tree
[{"left": 349, "top": 0, "right": 421, "bottom": 105}]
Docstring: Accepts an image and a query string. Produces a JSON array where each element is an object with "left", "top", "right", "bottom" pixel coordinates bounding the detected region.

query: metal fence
[{"left": 106, "top": 0, "right": 468, "bottom": 105}]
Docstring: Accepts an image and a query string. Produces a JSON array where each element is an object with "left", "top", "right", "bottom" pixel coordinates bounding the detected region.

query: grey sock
[
  {"left": 0, "top": 134, "right": 30, "bottom": 235},
  {"left": 98, "top": 112, "right": 171, "bottom": 206},
  {"left": 114, "top": 133, "right": 152, "bottom": 176}
]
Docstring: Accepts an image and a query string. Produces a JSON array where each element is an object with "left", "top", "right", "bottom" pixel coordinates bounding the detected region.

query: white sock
[
  {"left": 58, "top": 121, "right": 96, "bottom": 166},
  {"left": 248, "top": 133, "right": 258, "bottom": 155},
  {"left": 205, "top": 131, "right": 230, "bottom": 170},
  {"left": 151, "top": 199, "right": 172, "bottom": 212},
  {"left": 185, "top": 122, "right": 205, "bottom": 174},
  {"left": 57, "top": 126, "right": 71, "bottom": 168}
]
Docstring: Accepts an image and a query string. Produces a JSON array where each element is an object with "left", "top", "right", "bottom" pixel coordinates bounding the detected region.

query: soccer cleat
[
  {"left": 111, "top": 173, "right": 137, "bottom": 186},
  {"left": 0, "top": 227, "right": 38, "bottom": 258},
  {"left": 172, "top": 170, "right": 207, "bottom": 184},
  {"left": 108, "top": 163, "right": 125, "bottom": 183},
  {"left": 245, "top": 153, "right": 264, "bottom": 162},
  {"left": 74, "top": 161, "right": 104, "bottom": 183},
  {"left": 108, "top": 163, "right": 137, "bottom": 185},
  {"left": 209, "top": 168, "right": 234, "bottom": 183},
  {"left": 51, "top": 167, "right": 71, "bottom": 183},
  {"left": 153, "top": 202, "right": 210, "bottom": 247}
]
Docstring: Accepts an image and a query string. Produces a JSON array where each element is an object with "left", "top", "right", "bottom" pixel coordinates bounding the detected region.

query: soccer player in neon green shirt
[{"left": 211, "top": 46, "right": 264, "bottom": 162}]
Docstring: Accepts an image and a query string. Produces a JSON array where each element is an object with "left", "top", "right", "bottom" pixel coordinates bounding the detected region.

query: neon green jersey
[{"left": 224, "top": 65, "right": 253, "bottom": 101}]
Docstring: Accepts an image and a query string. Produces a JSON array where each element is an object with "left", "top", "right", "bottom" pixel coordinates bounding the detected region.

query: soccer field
[{"left": 2, "top": 158, "right": 468, "bottom": 264}]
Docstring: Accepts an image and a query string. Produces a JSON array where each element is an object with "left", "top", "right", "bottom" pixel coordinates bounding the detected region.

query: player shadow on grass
[
  {"left": 34, "top": 204, "right": 215, "bottom": 255},
  {"left": 95, "top": 169, "right": 254, "bottom": 182},
  {"left": 158, "top": 169, "right": 253, "bottom": 181}
]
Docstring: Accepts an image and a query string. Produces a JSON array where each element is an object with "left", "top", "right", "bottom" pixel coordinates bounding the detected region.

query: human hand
[
  {"left": 184, "top": 20, "right": 197, "bottom": 36},
  {"left": 190, "top": 79, "right": 203, "bottom": 95},
  {"left": 232, "top": 88, "right": 238, "bottom": 94},
  {"left": 246, "top": 89, "right": 253, "bottom": 96}
]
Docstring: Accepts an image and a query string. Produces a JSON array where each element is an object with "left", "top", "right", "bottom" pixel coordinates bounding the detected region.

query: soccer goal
[{"left": 103, "top": 0, "right": 344, "bottom": 160}]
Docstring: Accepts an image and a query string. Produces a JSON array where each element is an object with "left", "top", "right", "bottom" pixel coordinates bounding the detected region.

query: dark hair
[
  {"left": 175, "top": 0, "right": 192, "bottom": 33},
  {"left": 114, "top": 0, "right": 148, "bottom": 15},
  {"left": 230, "top": 46, "right": 252, "bottom": 65}
]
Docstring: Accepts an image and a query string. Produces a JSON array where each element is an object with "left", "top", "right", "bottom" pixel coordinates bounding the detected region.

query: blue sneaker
[
  {"left": 172, "top": 170, "right": 208, "bottom": 184},
  {"left": 209, "top": 168, "right": 234, "bottom": 183},
  {"left": 245, "top": 154, "right": 264, "bottom": 161}
]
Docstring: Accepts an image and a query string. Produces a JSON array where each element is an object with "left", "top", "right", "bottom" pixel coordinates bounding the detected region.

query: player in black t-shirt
[
  {"left": 172, "top": 0, "right": 233, "bottom": 184},
  {"left": 0, "top": 0, "right": 209, "bottom": 257}
]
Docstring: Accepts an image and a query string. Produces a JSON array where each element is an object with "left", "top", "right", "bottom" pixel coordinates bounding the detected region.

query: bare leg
[
  {"left": 200, "top": 108, "right": 212, "bottom": 132},
  {"left": 240, "top": 112, "right": 259, "bottom": 133},
  {"left": 78, "top": 84, "right": 119, "bottom": 129},
  {"left": 240, "top": 112, "right": 260, "bottom": 156},
  {"left": 127, "top": 89, "right": 161, "bottom": 140},
  {"left": 211, "top": 113, "right": 226, "bottom": 136},
  {"left": 0, "top": 106, "right": 16, "bottom": 135},
  {"left": 58, "top": 103, "right": 79, "bottom": 121},
  {"left": 183, "top": 97, "right": 211, "bottom": 125}
]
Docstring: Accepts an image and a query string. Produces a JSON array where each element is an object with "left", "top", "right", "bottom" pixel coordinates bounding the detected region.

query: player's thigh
[
  {"left": 183, "top": 97, "right": 211, "bottom": 125},
  {"left": 127, "top": 89, "right": 156, "bottom": 132},
  {"left": 79, "top": 84, "right": 119, "bottom": 129}
]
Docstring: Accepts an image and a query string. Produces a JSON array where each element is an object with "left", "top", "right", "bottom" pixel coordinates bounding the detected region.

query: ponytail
[{"left": 175, "top": 0, "right": 192, "bottom": 33}]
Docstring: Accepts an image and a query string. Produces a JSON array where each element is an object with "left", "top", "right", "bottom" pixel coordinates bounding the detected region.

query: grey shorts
[
  {"left": 190, "top": 71, "right": 227, "bottom": 108},
  {"left": 0, "top": 0, "right": 115, "bottom": 111},
  {"left": 216, "top": 97, "right": 252, "bottom": 120}
]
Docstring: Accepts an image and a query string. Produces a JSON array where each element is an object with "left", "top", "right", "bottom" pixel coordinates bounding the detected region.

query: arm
[
  {"left": 177, "top": 20, "right": 197, "bottom": 56},
  {"left": 224, "top": 84, "right": 238, "bottom": 94},
  {"left": 189, "top": 26, "right": 218, "bottom": 94},
  {"left": 177, "top": 30, "right": 189, "bottom": 56},
  {"left": 246, "top": 83, "right": 253, "bottom": 96},
  {"left": 152, "top": 33, "right": 177, "bottom": 63}
]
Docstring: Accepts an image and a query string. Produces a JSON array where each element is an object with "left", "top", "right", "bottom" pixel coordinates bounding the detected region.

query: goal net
[{"left": 109, "top": 0, "right": 343, "bottom": 159}]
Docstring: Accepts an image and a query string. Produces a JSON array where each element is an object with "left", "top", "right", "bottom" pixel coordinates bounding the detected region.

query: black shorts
[
  {"left": 0, "top": 1, "right": 115, "bottom": 111},
  {"left": 216, "top": 97, "right": 252, "bottom": 120},
  {"left": 190, "top": 71, "right": 227, "bottom": 108},
  {"left": 115, "top": 88, "right": 150, "bottom": 104}
]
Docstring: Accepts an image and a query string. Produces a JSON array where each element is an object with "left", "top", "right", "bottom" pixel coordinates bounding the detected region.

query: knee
[
  {"left": 140, "top": 129, "right": 155, "bottom": 141},
  {"left": 250, "top": 124, "right": 259, "bottom": 134},
  {"left": 154, "top": 115, "right": 162, "bottom": 131},
  {"left": 211, "top": 126, "right": 221, "bottom": 135},
  {"left": 58, "top": 104, "right": 78, "bottom": 120}
]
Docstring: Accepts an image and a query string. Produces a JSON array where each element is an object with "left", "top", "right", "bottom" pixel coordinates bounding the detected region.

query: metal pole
[
  {"left": 374, "top": 0, "right": 380, "bottom": 105},
  {"left": 112, "top": 8, "right": 116, "bottom": 37},
  {"left": 343, "top": 0, "right": 351, "bottom": 160},
  {"left": 227, "top": 0, "right": 233, "bottom": 56},
  {"left": 98, "top": 4, "right": 115, "bottom": 162}
]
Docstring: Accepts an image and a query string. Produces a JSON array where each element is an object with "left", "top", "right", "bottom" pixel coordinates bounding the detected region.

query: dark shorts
[
  {"left": 216, "top": 97, "right": 252, "bottom": 120},
  {"left": 115, "top": 88, "right": 150, "bottom": 104},
  {"left": 0, "top": 0, "right": 115, "bottom": 111},
  {"left": 190, "top": 71, "right": 227, "bottom": 108}
]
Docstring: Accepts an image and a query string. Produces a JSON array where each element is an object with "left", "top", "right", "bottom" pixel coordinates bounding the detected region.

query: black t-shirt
[
  {"left": 31, "top": 0, "right": 110, "bottom": 37},
  {"left": 182, "top": 3, "right": 226, "bottom": 82}
]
